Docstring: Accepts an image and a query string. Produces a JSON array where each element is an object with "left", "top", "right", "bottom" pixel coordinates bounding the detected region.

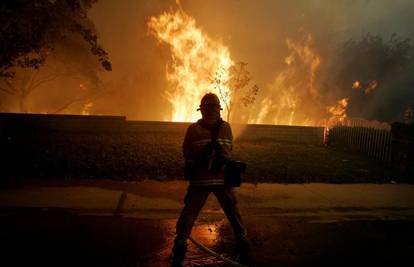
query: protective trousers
[{"left": 175, "top": 185, "right": 247, "bottom": 241}]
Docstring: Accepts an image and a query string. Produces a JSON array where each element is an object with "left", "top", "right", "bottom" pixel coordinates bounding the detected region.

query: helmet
[{"left": 197, "top": 93, "right": 223, "bottom": 111}]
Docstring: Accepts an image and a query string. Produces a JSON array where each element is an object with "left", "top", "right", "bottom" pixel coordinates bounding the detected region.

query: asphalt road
[{"left": 1, "top": 180, "right": 414, "bottom": 266}]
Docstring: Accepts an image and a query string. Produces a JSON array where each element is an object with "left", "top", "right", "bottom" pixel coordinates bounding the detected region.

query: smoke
[
  {"left": 2, "top": 0, "right": 413, "bottom": 123},
  {"left": 95, "top": 0, "right": 414, "bottom": 123}
]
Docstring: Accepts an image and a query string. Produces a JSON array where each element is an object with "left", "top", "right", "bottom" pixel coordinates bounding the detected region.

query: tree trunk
[{"left": 19, "top": 92, "right": 29, "bottom": 113}]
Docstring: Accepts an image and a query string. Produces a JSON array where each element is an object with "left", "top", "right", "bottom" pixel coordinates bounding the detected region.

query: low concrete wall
[{"left": 0, "top": 113, "right": 126, "bottom": 133}]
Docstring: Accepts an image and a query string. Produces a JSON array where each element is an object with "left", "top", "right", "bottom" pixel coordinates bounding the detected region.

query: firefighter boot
[{"left": 171, "top": 237, "right": 188, "bottom": 267}]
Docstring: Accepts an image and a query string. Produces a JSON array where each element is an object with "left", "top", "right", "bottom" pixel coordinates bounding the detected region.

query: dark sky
[{"left": 85, "top": 0, "right": 414, "bottom": 122}]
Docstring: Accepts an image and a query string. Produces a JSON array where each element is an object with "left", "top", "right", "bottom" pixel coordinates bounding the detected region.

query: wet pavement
[{"left": 1, "top": 180, "right": 414, "bottom": 266}]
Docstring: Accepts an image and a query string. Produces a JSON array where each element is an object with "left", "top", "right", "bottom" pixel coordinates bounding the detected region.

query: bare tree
[
  {"left": 212, "top": 61, "right": 259, "bottom": 122},
  {"left": 0, "top": 64, "right": 65, "bottom": 112}
]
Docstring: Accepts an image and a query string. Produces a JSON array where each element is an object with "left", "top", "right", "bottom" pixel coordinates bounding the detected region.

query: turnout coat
[{"left": 183, "top": 118, "right": 233, "bottom": 186}]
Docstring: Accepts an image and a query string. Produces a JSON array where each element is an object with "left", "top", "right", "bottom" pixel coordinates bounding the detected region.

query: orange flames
[
  {"left": 352, "top": 80, "right": 378, "bottom": 94},
  {"left": 352, "top": 80, "right": 361, "bottom": 89},
  {"left": 364, "top": 80, "right": 378, "bottom": 94},
  {"left": 148, "top": 9, "right": 233, "bottom": 122},
  {"left": 148, "top": 8, "right": 359, "bottom": 127},
  {"left": 81, "top": 102, "right": 93, "bottom": 115},
  {"left": 326, "top": 97, "right": 349, "bottom": 126},
  {"left": 252, "top": 33, "right": 321, "bottom": 126}
]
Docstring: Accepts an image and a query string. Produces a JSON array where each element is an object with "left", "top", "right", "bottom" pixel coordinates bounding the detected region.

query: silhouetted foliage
[
  {"left": 336, "top": 33, "right": 413, "bottom": 92},
  {"left": 325, "top": 33, "right": 414, "bottom": 122},
  {"left": 0, "top": 0, "right": 111, "bottom": 79},
  {"left": 213, "top": 61, "right": 259, "bottom": 122}
]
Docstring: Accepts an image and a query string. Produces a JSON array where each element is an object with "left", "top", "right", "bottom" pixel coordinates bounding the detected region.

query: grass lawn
[{"left": 2, "top": 129, "right": 397, "bottom": 183}]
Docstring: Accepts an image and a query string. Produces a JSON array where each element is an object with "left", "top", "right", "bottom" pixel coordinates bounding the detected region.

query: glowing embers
[
  {"left": 148, "top": 10, "right": 233, "bottom": 122},
  {"left": 352, "top": 80, "right": 378, "bottom": 94},
  {"left": 352, "top": 80, "right": 361, "bottom": 89}
]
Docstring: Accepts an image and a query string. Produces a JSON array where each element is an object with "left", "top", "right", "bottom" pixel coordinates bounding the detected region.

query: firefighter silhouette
[{"left": 171, "top": 93, "right": 250, "bottom": 266}]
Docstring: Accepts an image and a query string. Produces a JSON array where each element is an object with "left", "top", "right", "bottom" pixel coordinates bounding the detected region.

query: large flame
[
  {"left": 251, "top": 33, "right": 321, "bottom": 126},
  {"left": 148, "top": 12, "right": 358, "bottom": 127},
  {"left": 148, "top": 10, "right": 233, "bottom": 122}
]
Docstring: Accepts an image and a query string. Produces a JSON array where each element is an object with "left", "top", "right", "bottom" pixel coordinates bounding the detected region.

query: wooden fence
[{"left": 327, "top": 126, "right": 392, "bottom": 162}]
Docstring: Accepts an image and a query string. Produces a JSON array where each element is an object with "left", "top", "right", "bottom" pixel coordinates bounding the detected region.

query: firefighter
[{"left": 171, "top": 93, "right": 250, "bottom": 266}]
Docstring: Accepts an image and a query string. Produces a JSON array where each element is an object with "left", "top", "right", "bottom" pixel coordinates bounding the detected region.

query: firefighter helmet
[{"left": 197, "top": 93, "right": 223, "bottom": 111}]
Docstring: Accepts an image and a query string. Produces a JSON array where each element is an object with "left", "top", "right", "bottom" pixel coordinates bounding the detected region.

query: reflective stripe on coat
[{"left": 183, "top": 119, "right": 233, "bottom": 186}]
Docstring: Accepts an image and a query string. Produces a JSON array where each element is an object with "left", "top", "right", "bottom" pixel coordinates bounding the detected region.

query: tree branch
[
  {"left": 51, "top": 83, "right": 115, "bottom": 114},
  {"left": 30, "top": 72, "right": 61, "bottom": 91},
  {"left": 2, "top": 78, "right": 17, "bottom": 94},
  {"left": 52, "top": 97, "right": 84, "bottom": 114},
  {"left": 26, "top": 70, "right": 39, "bottom": 90},
  {"left": 0, "top": 85, "right": 15, "bottom": 95}
]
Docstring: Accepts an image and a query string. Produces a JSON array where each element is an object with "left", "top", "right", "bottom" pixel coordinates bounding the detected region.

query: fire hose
[
  {"left": 188, "top": 235, "right": 247, "bottom": 267},
  {"left": 115, "top": 192, "right": 248, "bottom": 266}
]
